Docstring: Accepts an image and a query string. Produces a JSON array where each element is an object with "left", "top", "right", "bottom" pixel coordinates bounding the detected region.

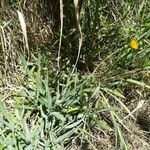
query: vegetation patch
[{"left": 0, "top": 0, "right": 150, "bottom": 149}]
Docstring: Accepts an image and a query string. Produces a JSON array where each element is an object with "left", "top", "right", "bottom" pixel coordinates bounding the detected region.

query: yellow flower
[{"left": 129, "top": 39, "right": 138, "bottom": 49}]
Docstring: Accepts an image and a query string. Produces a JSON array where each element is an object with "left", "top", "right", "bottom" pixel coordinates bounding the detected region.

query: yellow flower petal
[{"left": 129, "top": 39, "right": 138, "bottom": 49}]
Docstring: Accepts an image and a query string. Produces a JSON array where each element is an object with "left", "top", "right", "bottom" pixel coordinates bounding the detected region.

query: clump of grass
[
  {"left": 0, "top": 55, "right": 115, "bottom": 149},
  {"left": 0, "top": 52, "right": 149, "bottom": 149}
]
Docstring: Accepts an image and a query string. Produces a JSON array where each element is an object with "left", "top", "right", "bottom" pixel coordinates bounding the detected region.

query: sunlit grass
[{"left": 0, "top": 0, "right": 150, "bottom": 149}]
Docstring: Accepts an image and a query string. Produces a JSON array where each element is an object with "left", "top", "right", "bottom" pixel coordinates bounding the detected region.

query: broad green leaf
[
  {"left": 51, "top": 112, "right": 65, "bottom": 122},
  {"left": 23, "top": 120, "right": 32, "bottom": 144},
  {"left": 127, "top": 79, "right": 150, "bottom": 89},
  {"left": 53, "top": 128, "right": 76, "bottom": 144},
  {"left": 36, "top": 71, "right": 45, "bottom": 95},
  {"left": 65, "top": 118, "right": 83, "bottom": 129},
  {"left": 103, "top": 88, "right": 125, "bottom": 99},
  {"left": 38, "top": 96, "right": 48, "bottom": 107}
]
